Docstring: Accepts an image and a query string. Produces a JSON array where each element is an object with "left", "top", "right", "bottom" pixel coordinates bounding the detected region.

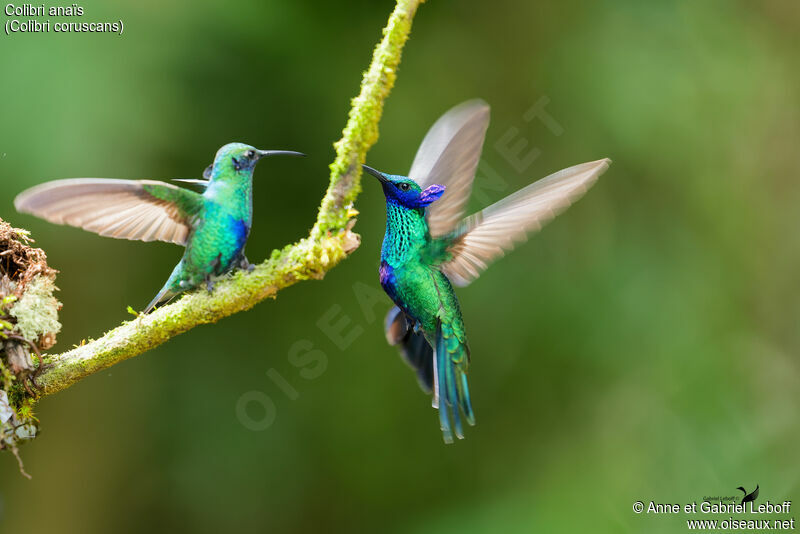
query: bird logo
[{"left": 737, "top": 484, "right": 759, "bottom": 505}]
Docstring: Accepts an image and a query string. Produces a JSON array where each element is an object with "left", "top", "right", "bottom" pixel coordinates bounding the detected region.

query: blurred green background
[{"left": 2, "top": 0, "right": 799, "bottom": 532}]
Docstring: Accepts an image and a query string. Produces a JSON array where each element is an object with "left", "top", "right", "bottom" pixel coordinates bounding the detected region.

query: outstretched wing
[
  {"left": 408, "top": 99, "right": 490, "bottom": 237},
  {"left": 439, "top": 159, "right": 610, "bottom": 286},
  {"left": 14, "top": 178, "right": 204, "bottom": 246}
]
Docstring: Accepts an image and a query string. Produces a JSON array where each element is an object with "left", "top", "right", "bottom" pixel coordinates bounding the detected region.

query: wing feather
[
  {"left": 14, "top": 178, "right": 203, "bottom": 246},
  {"left": 440, "top": 159, "right": 610, "bottom": 286},
  {"left": 409, "top": 100, "right": 490, "bottom": 237}
]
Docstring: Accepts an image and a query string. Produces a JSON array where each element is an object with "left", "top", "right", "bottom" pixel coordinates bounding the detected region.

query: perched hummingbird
[
  {"left": 14, "top": 143, "right": 304, "bottom": 313},
  {"left": 363, "top": 100, "right": 610, "bottom": 442}
]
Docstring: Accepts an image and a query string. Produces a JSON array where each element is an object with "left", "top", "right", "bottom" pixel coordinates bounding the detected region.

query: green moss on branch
[{"left": 313, "top": 0, "right": 424, "bottom": 236}]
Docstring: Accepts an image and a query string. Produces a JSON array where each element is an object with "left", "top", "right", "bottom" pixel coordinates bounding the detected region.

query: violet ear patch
[{"left": 418, "top": 184, "right": 446, "bottom": 206}]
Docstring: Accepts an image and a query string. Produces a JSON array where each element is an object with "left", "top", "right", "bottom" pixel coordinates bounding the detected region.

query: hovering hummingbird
[
  {"left": 363, "top": 100, "right": 610, "bottom": 442},
  {"left": 14, "top": 143, "right": 304, "bottom": 313}
]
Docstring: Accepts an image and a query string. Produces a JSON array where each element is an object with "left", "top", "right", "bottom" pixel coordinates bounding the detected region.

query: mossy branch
[{"left": 34, "top": 0, "right": 425, "bottom": 397}]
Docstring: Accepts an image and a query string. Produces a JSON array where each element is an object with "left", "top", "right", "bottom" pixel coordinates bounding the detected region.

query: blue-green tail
[
  {"left": 144, "top": 261, "right": 185, "bottom": 313},
  {"left": 144, "top": 285, "right": 176, "bottom": 314},
  {"left": 434, "top": 319, "right": 475, "bottom": 443},
  {"left": 385, "top": 308, "right": 475, "bottom": 442}
]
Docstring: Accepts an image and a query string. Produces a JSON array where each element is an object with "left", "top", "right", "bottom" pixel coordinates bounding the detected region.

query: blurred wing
[
  {"left": 408, "top": 100, "right": 490, "bottom": 237},
  {"left": 14, "top": 178, "right": 204, "bottom": 245},
  {"left": 440, "top": 159, "right": 610, "bottom": 286}
]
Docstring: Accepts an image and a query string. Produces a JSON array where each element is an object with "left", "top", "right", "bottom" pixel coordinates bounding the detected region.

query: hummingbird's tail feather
[
  {"left": 384, "top": 308, "right": 474, "bottom": 442},
  {"left": 144, "top": 285, "right": 176, "bottom": 314},
  {"left": 144, "top": 261, "right": 188, "bottom": 313},
  {"left": 434, "top": 319, "right": 474, "bottom": 444},
  {"left": 384, "top": 306, "right": 433, "bottom": 393}
]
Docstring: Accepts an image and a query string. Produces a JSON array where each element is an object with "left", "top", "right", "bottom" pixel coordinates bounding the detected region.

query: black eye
[
  {"left": 398, "top": 183, "right": 410, "bottom": 191},
  {"left": 246, "top": 150, "right": 256, "bottom": 159}
]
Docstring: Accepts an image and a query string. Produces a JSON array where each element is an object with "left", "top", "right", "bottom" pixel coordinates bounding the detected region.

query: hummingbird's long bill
[
  {"left": 362, "top": 164, "right": 389, "bottom": 183},
  {"left": 257, "top": 150, "right": 306, "bottom": 158}
]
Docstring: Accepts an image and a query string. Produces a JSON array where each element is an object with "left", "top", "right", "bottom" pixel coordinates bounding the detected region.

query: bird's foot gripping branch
[{"left": 1, "top": 0, "right": 424, "bottom": 476}]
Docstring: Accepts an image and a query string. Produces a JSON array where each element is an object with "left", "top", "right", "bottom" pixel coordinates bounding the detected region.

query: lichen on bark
[{"left": 0, "top": 217, "right": 61, "bottom": 475}]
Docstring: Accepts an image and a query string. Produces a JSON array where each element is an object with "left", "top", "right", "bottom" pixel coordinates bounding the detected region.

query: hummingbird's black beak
[
  {"left": 257, "top": 150, "right": 306, "bottom": 159},
  {"left": 362, "top": 164, "right": 388, "bottom": 184}
]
